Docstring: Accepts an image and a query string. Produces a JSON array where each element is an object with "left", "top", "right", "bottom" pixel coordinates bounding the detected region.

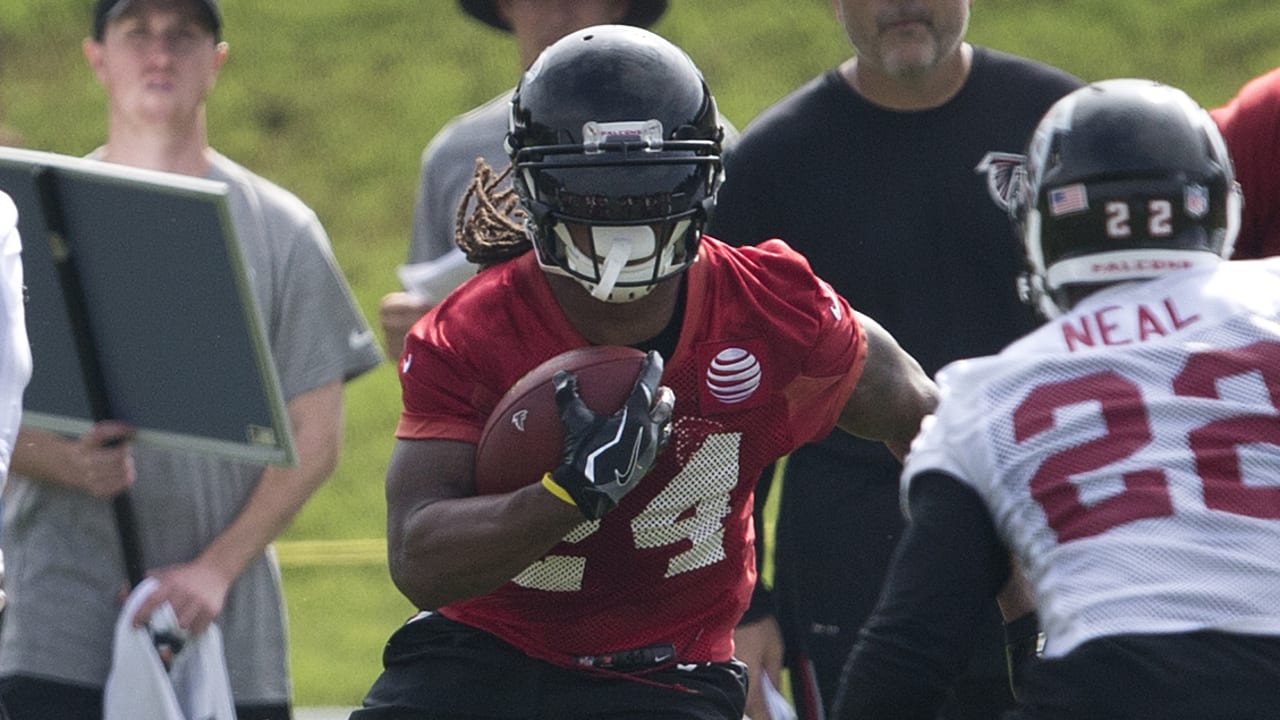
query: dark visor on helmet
[{"left": 514, "top": 141, "right": 718, "bottom": 224}]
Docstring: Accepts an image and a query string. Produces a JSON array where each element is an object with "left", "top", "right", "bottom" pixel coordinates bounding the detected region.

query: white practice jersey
[{"left": 904, "top": 258, "right": 1280, "bottom": 658}]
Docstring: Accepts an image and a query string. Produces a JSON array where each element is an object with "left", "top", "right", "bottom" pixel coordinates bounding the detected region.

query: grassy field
[{"left": 2, "top": 0, "right": 1278, "bottom": 707}]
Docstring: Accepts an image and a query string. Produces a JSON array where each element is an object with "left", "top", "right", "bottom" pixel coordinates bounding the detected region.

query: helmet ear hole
[{"left": 505, "top": 24, "right": 723, "bottom": 303}]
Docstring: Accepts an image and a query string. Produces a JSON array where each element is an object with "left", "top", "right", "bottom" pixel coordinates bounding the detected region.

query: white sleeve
[
  {"left": 0, "top": 192, "right": 31, "bottom": 481},
  {"left": 901, "top": 358, "right": 995, "bottom": 513}
]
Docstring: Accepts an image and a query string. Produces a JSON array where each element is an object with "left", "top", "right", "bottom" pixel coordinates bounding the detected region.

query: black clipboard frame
[{"left": 0, "top": 147, "right": 296, "bottom": 467}]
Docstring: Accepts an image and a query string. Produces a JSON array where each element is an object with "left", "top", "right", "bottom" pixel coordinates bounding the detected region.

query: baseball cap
[
  {"left": 93, "top": 0, "right": 222, "bottom": 41},
  {"left": 458, "top": 0, "right": 668, "bottom": 32}
]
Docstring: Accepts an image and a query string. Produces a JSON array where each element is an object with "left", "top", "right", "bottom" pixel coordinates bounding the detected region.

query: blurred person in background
[
  {"left": 0, "top": 189, "right": 32, "bottom": 614},
  {"left": 707, "top": 0, "right": 1080, "bottom": 717},
  {"left": 1212, "top": 65, "right": 1280, "bottom": 259},
  {"left": 0, "top": 188, "right": 31, "bottom": 720},
  {"left": 0, "top": 1, "right": 382, "bottom": 718}
]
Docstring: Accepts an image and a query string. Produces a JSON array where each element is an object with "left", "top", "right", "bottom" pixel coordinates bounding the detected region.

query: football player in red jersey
[
  {"left": 834, "top": 80, "right": 1280, "bottom": 720},
  {"left": 1212, "top": 66, "right": 1280, "bottom": 260},
  {"left": 351, "top": 24, "right": 938, "bottom": 720}
]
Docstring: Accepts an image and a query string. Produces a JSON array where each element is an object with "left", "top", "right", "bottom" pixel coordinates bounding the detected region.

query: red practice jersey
[
  {"left": 396, "top": 236, "right": 865, "bottom": 666},
  {"left": 1212, "top": 66, "right": 1280, "bottom": 260}
]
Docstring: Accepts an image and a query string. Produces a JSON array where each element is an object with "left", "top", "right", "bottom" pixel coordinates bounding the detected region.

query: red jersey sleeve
[
  {"left": 396, "top": 327, "right": 490, "bottom": 444},
  {"left": 1212, "top": 67, "right": 1280, "bottom": 259},
  {"left": 393, "top": 254, "right": 567, "bottom": 443}
]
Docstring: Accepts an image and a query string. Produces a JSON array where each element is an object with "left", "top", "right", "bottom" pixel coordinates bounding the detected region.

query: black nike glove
[{"left": 544, "top": 349, "right": 674, "bottom": 520}]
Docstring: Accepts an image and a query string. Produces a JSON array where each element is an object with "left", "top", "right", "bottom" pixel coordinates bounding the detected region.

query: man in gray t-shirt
[{"left": 0, "top": 2, "right": 382, "bottom": 719}]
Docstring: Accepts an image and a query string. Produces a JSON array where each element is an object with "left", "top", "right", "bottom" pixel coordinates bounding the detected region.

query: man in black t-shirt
[{"left": 707, "top": 2, "right": 1080, "bottom": 719}]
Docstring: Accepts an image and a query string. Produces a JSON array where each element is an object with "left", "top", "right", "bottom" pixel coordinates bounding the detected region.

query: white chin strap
[{"left": 593, "top": 237, "right": 633, "bottom": 301}]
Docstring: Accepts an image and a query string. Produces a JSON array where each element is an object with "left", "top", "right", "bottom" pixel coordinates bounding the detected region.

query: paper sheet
[{"left": 397, "top": 248, "right": 476, "bottom": 305}]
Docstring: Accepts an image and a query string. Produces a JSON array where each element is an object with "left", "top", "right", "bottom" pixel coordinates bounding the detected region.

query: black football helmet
[
  {"left": 506, "top": 24, "right": 723, "bottom": 303},
  {"left": 1012, "top": 78, "right": 1241, "bottom": 318}
]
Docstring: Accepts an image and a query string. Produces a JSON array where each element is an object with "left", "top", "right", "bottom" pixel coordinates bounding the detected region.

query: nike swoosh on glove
[{"left": 545, "top": 349, "right": 674, "bottom": 520}]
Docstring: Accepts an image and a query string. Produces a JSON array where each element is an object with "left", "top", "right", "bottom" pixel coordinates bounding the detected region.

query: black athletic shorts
[
  {"left": 1011, "top": 631, "right": 1280, "bottom": 719},
  {"left": 351, "top": 613, "right": 748, "bottom": 720}
]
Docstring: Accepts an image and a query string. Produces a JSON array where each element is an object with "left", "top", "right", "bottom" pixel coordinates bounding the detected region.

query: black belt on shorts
[{"left": 573, "top": 643, "right": 677, "bottom": 671}]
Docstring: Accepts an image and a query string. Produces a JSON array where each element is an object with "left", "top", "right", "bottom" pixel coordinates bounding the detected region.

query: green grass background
[{"left": 2, "top": 0, "right": 1278, "bottom": 707}]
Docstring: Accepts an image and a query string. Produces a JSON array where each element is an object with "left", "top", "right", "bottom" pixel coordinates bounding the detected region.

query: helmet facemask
[
  {"left": 547, "top": 219, "right": 695, "bottom": 302},
  {"left": 514, "top": 119, "right": 720, "bottom": 303}
]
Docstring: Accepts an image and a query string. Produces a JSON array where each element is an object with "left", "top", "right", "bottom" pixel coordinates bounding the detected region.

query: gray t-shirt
[
  {"left": 409, "top": 90, "right": 514, "bottom": 265},
  {"left": 0, "top": 151, "right": 382, "bottom": 704}
]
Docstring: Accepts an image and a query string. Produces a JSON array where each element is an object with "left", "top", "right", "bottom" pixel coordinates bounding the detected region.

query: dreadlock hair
[{"left": 454, "top": 159, "right": 530, "bottom": 269}]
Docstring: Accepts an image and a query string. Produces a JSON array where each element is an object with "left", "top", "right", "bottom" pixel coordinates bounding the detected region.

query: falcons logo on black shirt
[{"left": 975, "top": 151, "right": 1027, "bottom": 213}]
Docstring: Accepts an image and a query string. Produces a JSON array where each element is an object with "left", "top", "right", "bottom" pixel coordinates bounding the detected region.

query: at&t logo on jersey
[{"left": 698, "top": 340, "right": 767, "bottom": 413}]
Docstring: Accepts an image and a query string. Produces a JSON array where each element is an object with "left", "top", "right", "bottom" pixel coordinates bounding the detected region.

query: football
[{"left": 474, "top": 345, "right": 648, "bottom": 495}]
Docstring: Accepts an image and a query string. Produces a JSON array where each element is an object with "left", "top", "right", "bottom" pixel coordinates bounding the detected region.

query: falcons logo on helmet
[{"left": 975, "top": 151, "right": 1027, "bottom": 213}]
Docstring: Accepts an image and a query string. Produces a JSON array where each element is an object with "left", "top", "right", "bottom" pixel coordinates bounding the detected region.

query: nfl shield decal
[{"left": 1184, "top": 183, "right": 1209, "bottom": 218}]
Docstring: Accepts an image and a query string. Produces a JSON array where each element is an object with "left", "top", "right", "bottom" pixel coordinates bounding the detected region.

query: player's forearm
[
  {"left": 388, "top": 483, "right": 584, "bottom": 609},
  {"left": 836, "top": 312, "right": 938, "bottom": 457}
]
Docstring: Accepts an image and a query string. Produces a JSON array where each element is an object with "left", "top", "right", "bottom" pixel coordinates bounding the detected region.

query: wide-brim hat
[{"left": 458, "top": 0, "right": 667, "bottom": 32}]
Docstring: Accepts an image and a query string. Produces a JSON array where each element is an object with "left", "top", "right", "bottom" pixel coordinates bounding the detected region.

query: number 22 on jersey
[{"left": 1014, "top": 341, "right": 1280, "bottom": 542}]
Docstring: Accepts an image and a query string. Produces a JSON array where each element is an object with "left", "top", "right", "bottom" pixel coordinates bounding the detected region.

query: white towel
[{"left": 104, "top": 577, "right": 237, "bottom": 720}]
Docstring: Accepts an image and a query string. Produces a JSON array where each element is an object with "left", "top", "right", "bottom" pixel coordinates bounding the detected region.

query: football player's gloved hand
[{"left": 544, "top": 350, "right": 674, "bottom": 520}]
